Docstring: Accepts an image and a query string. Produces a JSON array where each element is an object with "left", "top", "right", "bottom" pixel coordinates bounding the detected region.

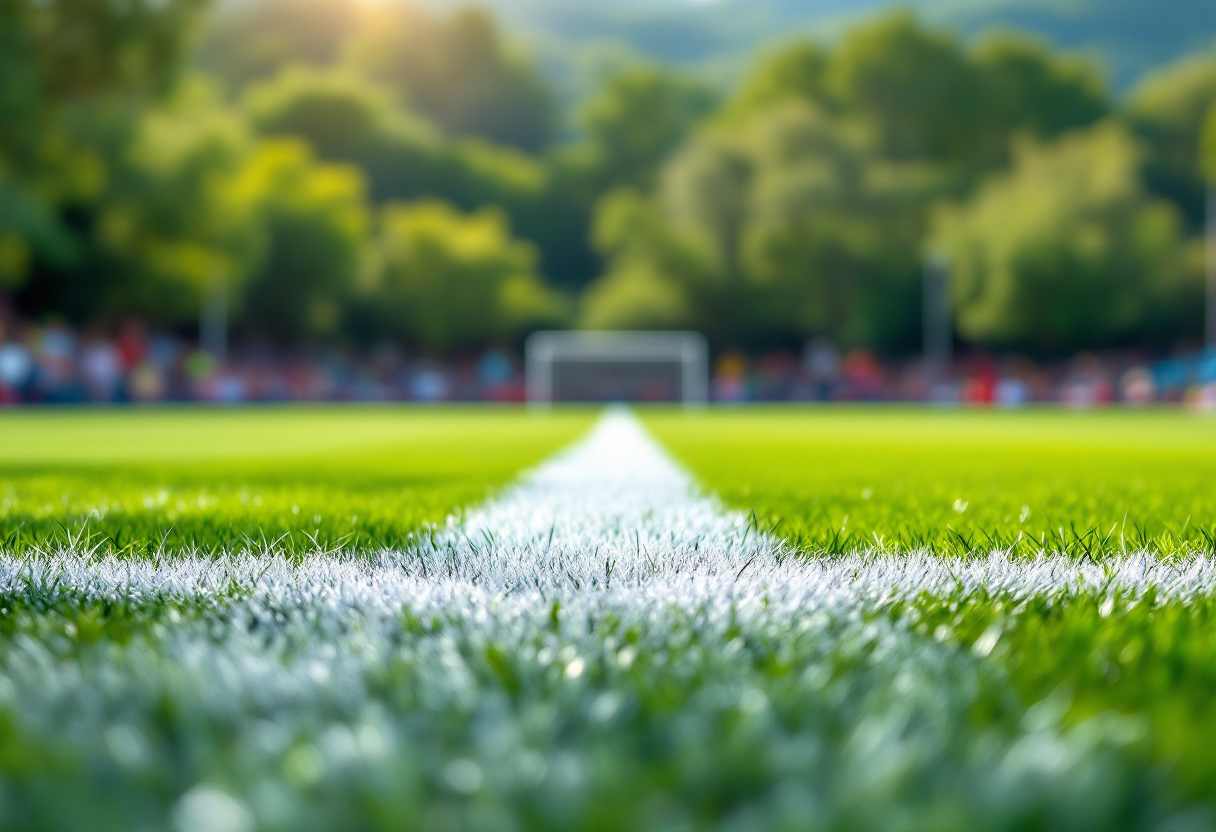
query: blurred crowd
[
  {"left": 0, "top": 318, "right": 527, "bottom": 405},
  {"left": 2, "top": 317, "right": 1215, "bottom": 407},
  {"left": 714, "top": 341, "right": 1216, "bottom": 408}
]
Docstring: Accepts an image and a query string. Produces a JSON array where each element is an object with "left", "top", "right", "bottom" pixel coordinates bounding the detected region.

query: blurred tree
[
  {"left": 0, "top": 181, "right": 78, "bottom": 291},
  {"left": 1205, "top": 103, "right": 1216, "bottom": 185},
  {"left": 934, "top": 123, "right": 1200, "bottom": 354},
  {"left": 579, "top": 261, "right": 691, "bottom": 331},
  {"left": 969, "top": 34, "right": 1107, "bottom": 167},
  {"left": 242, "top": 65, "right": 440, "bottom": 202},
  {"left": 1125, "top": 50, "right": 1216, "bottom": 229},
  {"left": 240, "top": 65, "right": 611, "bottom": 294},
  {"left": 0, "top": 0, "right": 208, "bottom": 292},
  {"left": 661, "top": 133, "right": 753, "bottom": 282},
  {"left": 349, "top": 4, "right": 555, "bottom": 152},
  {"left": 825, "top": 13, "right": 984, "bottom": 166},
  {"left": 578, "top": 66, "right": 717, "bottom": 191},
  {"left": 736, "top": 105, "right": 938, "bottom": 351},
  {"left": 722, "top": 42, "right": 830, "bottom": 124},
  {"left": 724, "top": 18, "right": 1106, "bottom": 179},
  {"left": 91, "top": 86, "right": 263, "bottom": 326},
  {"left": 195, "top": 0, "right": 360, "bottom": 88},
  {"left": 582, "top": 104, "right": 938, "bottom": 352},
  {"left": 364, "top": 202, "right": 565, "bottom": 352},
  {"left": 0, "top": 0, "right": 204, "bottom": 109},
  {"left": 578, "top": 15, "right": 1117, "bottom": 353},
  {"left": 579, "top": 188, "right": 708, "bottom": 331},
  {"left": 231, "top": 139, "right": 370, "bottom": 343}
]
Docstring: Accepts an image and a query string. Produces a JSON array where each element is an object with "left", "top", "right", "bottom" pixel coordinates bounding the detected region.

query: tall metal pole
[
  {"left": 1207, "top": 187, "right": 1216, "bottom": 351},
  {"left": 201, "top": 267, "right": 227, "bottom": 363},
  {"left": 924, "top": 253, "right": 951, "bottom": 381}
]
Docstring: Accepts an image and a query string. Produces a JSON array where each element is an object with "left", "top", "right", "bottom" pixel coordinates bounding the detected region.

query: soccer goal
[{"left": 526, "top": 331, "right": 709, "bottom": 406}]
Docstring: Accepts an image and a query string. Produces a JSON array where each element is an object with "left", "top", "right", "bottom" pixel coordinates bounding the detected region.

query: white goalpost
[{"left": 525, "top": 331, "right": 709, "bottom": 406}]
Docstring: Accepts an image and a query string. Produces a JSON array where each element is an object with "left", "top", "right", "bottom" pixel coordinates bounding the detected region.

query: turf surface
[
  {"left": 647, "top": 407, "right": 1216, "bottom": 814},
  {"left": 645, "top": 407, "right": 1216, "bottom": 558},
  {"left": 0, "top": 407, "right": 595, "bottom": 555},
  {"left": 4, "top": 406, "right": 1216, "bottom": 831}
]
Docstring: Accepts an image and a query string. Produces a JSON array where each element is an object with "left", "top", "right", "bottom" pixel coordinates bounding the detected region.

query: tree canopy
[
  {"left": 934, "top": 123, "right": 1199, "bottom": 353},
  {"left": 2, "top": 2, "right": 1214, "bottom": 358}
]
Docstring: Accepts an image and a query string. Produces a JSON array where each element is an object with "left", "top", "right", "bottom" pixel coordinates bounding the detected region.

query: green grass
[
  {"left": 645, "top": 407, "right": 1216, "bottom": 558},
  {"left": 0, "top": 406, "right": 594, "bottom": 555},
  {"left": 648, "top": 407, "right": 1216, "bottom": 811},
  {"left": 5, "top": 406, "right": 1216, "bottom": 830}
]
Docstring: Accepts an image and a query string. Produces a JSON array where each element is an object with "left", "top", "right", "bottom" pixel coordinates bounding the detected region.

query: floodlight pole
[
  {"left": 924, "top": 253, "right": 952, "bottom": 381},
  {"left": 201, "top": 267, "right": 227, "bottom": 363},
  {"left": 1207, "top": 187, "right": 1216, "bottom": 351}
]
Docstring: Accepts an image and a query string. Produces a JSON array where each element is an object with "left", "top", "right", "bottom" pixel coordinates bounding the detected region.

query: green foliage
[
  {"left": 580, "top": 14, "right": 1123, "bottom": 353},
  {"left": 934, "top": 123, "right": 1200, "bottom": 353},
  {"left": 723, "top": 42, "right": 830, "bottom": 123},
  {"left": 365, "top": 202, "right": 566, "bottom": 352},
  {"left": 0, "top": 0, "right": 204, "bottom": 121},
  {"left": 203, "top": 0, "right": 557, "bottom": 153},
  {"left": 232, "top": 140, "right": 370, "bottom": 342},
  {"left": 969, "top": 33, "right": 1108, "bottom": 163},
  {"left": 827, "top": 13, "right": 984, "bottom": 165},
  {"left": 195, "top": 0, "right": 360, "bottom": 88},
  {"left": 0, "top": 180, "right": 78, "bottom": 290},
  {"left": 579, "top": 188, "right": 710, "bottom": 331},
  {"left": 93, "top": 85, "right": 263, "bottom": 325},
  {"left": 2, "top": 0, "right": 1213, "bottom": 355},
  {"left": 0, "top": 0, "right": 209, "bottom": 291},
  {"left": 645, "top": 408, "right": 1216, "bottom": 561},
  {"left": 1125, "top": 49, "right": 1216, "bottom": 227},
  {"left": 240, "top": 64, "right": 589, "bottom": 290},
  {"left": 1203, "top": 104, "right": 1216, "bottom": 185},
  {"left": 0, "top": 407, "right": 593, "bottom": 554},
  {"left": 730, "top": 18, "right": 1106, "bottom": 172},
  {"left": 242, "top": 65, "right": 442, "bottom": 203},
  {"left": 349, "top": 4, "right": 554, "bottom": 152},
  {"left": 578, "top": 66, "right": 716, "bottom": 191},
  {"left": 584, "top": 102, "right": 944, "bottom": 350}
]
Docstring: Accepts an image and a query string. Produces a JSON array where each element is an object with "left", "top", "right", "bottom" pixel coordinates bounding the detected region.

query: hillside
[{"left": 429, "top": 0, "right": 1216, "bottom": 94}]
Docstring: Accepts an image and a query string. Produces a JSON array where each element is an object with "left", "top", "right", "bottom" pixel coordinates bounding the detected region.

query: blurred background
[{"left": 1, "top": 0, "right": 1215, "bottom": 406}]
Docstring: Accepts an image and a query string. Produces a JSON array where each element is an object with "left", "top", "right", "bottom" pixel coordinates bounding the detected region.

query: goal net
[{"left": 525, "top": 331, "right": 708, "bottom": 405}]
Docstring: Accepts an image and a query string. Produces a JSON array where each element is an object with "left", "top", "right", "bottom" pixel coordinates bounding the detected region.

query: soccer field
[
  {"left": 0, "top": 407, "right": 594, "bottom": 554},
  {"left": 645, "top": 408, "right": 1216, "bottom": 558},
  {"left": 3, "top": 406, "right": 1216, "bottom": 831}
]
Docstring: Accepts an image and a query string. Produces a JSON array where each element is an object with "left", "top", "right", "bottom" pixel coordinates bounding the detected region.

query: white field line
[{"left": 2, "top": 408, "right": 1216, "bottom": 610}]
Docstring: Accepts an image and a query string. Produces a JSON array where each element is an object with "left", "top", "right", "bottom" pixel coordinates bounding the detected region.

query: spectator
[
  {"left": 962, "top": 357, "right": 997, "bottom": 406},
  {"left": 994, "top": 375, "right": 1030, "bottom": 408},
  {"left": 115, "top": 319, "right": 148, "bottom": 371},
  {"left": 411, "top": 367, "right": 450, "bottom": 402},
  {"left": 34, "top": 323, "right": 81, "bottom": 403},
  {"left": 802, "top": 339, "right": 839, "bottom": 402},
  {"left": 842, "top": 350, "right": 883, "bottom": 401},
  {"left": 714, "top": 352, "right": 747, "bottom": 403},
  {"left": 81, "top": 338, "right": 122, "bottom": 402},
  {"left": 0, "top": 337, "right": 33, "bottom": 403},
  {"left": 128, "top": 361, "right": 167, "bottom": 402},
  {"left": 1061, "top": 354, "right": 1114, "bottom": 409},
  {"left": 1118, "top": 367, "right": 1156, "bottom": 405}
]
